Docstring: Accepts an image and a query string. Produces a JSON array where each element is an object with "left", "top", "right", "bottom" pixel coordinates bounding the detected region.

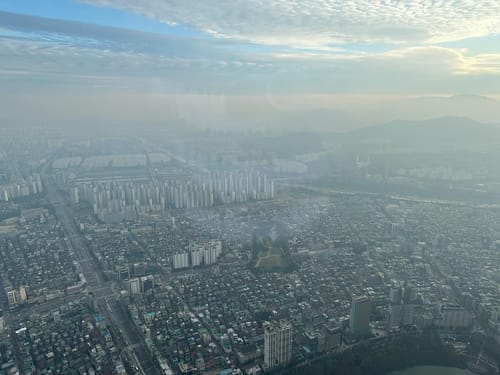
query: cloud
[
  {"left": 374, "top": 46, "right": 500, "bottom": 75},
  {"left": 81, "top": 0, "right": 500, "bottom": 47},
  {"left": 273, "top": 45, "right": 500, "bottom": 76},
  {"left": 1, "top": 11, "right": 499, "bottom": 97},
  {"left": 0, "top": 12, "right": 276, "bottom": 92},
  {"left": 1, "top": 6, "right": 500, "bottom": 130}
]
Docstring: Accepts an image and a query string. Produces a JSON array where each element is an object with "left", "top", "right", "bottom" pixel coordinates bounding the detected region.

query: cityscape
[
  {"left": 2, "top": 1, "right": 500, "bottom": 375},
  {"left": 1, "top": 127, "right": 500, "bottom": 375}
]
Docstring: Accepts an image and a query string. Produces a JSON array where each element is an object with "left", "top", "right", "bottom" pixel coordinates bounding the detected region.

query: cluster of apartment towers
[
  {"left": 70, "top": 170, "right": 274, "bottom": 220},
  {"left": 172, "top": 240, "right": 223, "bottom": 270}
]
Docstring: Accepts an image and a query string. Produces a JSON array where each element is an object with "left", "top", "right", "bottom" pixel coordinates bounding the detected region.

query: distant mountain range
[
  {"left": 337, "top": 94, "right": 500, "bottom": 132},
  {"left": 237, "top": 94, "right": 500, "bottom": 133},
  {"left": 388, "top": 94, "right": 500, "bottom": 124},
  {"left": 340, "top": 116, "right": 500, "bottom": 150}
]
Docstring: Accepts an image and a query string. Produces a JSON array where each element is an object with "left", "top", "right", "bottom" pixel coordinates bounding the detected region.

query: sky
[{"left": 0, "top": 0, "right": 500, "bottom": 130}]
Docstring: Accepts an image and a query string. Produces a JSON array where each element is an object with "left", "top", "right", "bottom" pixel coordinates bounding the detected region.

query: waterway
[{"left": 388, "top": 366, "right": 474, "bottom": 375}]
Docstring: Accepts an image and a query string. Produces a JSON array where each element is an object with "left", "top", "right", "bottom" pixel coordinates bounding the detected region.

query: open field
[{"left": 255, "top": 246, "right": 287, "bottom": 270}]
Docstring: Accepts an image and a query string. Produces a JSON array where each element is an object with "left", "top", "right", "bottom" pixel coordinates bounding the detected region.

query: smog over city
[{"left": 1, "top": 1, "right": 500, "bottom": 375}]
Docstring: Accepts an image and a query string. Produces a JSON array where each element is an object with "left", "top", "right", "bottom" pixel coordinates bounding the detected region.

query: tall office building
[
  {"left": 129, "top": 278, "right": 141, "bottom": 295},
  {"left": 19, "top": 286, "right": 27, "bottom": 302},
  {"left": 388, "top": 283, "right": 418, "bottom": 329},
  {"left": 264, "top": 320, "right": 293, "bottom": 369},
  {"left": 140, "top": 275, "right": 154, "bottom": 294},
  {"left": 350, "top": 295, "right": 371, "bottom": 338},
  {"left": 7, "top": 288, "right": 19, "bottom": 308}
]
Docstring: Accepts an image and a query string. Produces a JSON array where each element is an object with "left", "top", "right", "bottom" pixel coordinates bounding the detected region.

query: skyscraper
[
  {"left": 388, "top": 283, "right": 418, "bottom": 329},
  {"left": 350, "top": 295, "right": 371, "bottom": 338},
  {"left": 264, "top": 320, "right": 293, "bottom": 369}
]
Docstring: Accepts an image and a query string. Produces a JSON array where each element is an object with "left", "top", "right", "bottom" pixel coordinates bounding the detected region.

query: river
[{"left": 388, "top": 366, "right": 474, "bottom": 375}]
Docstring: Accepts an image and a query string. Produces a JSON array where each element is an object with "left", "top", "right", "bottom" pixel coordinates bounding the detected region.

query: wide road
[
  {"left": 40, "top": 164, "right": 161, "bottom": 375},
  {"left": 100, "top": 298, "right": 161, "bottom": 375}
]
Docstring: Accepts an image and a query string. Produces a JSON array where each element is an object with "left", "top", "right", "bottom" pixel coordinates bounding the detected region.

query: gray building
[
  {"left": 264, "top": 320, "right": 293, "bottom": 369},
  {"left": 350, "top": 295, "right": 371, "bottom": 338}
]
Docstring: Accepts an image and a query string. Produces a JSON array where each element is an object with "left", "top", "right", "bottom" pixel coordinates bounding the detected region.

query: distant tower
[
  {"left": 350, "top": 296, "right": 371, "bottom": 338},
  {"left": 264, "top": 320, "right": 293, "bottom": 369},
  {"left": 356, "top": 154, "right": 371, "bottom": 168}
]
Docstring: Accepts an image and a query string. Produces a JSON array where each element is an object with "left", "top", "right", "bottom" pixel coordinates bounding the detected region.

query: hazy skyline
[{"left": 1, "top": 1, "right": 500, "bottom": 129}]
